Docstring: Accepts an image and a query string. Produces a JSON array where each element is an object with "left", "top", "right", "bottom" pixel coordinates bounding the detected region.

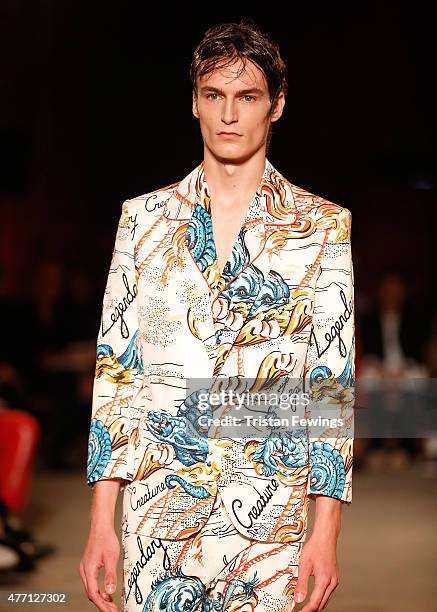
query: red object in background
[{"left": 0, "top": 410, "right": 41, "bottom": 513}]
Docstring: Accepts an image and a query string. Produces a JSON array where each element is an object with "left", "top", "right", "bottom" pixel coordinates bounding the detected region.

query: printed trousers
[{"left": 121, "top": 489, "right": 303, "bottom": 611}]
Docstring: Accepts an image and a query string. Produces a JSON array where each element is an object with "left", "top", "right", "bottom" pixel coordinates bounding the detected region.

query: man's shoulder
[
  {"left": 285, "top": 178, "right": 351, "bottom": 220},
  {"left": 124, "top": 179, "right": 180, "bottom": 217}
]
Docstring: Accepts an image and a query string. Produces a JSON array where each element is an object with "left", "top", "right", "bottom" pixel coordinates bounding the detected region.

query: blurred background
[{"left": 0, "top": 2, "right": 436, "bottom": 610}]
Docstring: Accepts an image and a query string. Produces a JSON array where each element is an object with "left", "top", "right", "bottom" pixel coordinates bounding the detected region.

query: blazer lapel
[{"left": 163, "top": 158, "right": 308, "bottom": 377}]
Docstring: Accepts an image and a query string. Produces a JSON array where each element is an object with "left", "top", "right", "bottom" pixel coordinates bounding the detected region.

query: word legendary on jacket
[{"left": 86, "top": 157, "right": 355, "bottom": 543}]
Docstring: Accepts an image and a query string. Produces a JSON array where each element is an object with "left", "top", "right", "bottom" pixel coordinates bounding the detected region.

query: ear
[
  {"left": 192, "top": 91, "right": 199, "bottom": 119},
  {"left": 270, "top": 91, "right": 285, "bottom": 123}
]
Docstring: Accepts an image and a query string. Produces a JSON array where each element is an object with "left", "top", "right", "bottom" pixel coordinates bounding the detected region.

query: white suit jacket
[{"left": 86, "top": 157, "right": 355, "bottom": 543}]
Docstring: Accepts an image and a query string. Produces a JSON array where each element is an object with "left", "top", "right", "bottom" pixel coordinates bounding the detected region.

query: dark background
[{"left": 0, "top": 1, "right": 435, "bottom": 307}]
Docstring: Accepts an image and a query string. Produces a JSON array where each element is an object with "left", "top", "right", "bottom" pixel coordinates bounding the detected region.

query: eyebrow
[{"left": 200, "top": 86, "right": 264, "bottom": 96}]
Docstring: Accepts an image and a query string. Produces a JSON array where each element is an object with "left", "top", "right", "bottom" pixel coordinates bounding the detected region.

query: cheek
[
  {"left": 244, "top": 109, "right": 270, "bottom": 128},
  {"left": 244, "top": 119, "right": 269, "bottom": 138}
]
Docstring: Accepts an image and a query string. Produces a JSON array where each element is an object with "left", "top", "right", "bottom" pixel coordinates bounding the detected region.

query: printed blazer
[{"left": 86, "top": 157, "right": 355, "bottom": 544}]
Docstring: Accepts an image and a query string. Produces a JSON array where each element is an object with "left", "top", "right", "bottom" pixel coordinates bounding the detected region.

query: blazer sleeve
[
  {"left": 86, "top": 199, "right": 143, "bottom": 488},
  {"left": 304, "top": 206, "right": 355, "bottom": 504}
]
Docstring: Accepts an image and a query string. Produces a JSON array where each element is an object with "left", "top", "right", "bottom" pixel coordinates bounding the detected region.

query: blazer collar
[{"left": 163, "top": 157, "right": 300, "bottom": 227}]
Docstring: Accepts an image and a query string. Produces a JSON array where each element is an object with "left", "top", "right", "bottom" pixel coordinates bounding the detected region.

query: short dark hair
[{"left": 190, "top": 18, "right": 288, "bottom": 114}]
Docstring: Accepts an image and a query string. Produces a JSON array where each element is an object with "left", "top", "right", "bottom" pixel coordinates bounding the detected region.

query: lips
[{"left": 218, "top": 132, "right": 241, "bottom": 136}]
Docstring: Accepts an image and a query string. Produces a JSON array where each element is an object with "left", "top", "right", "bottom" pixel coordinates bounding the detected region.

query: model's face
[{"left": 192, "top": 58, "right": 285, "bottom": 163}]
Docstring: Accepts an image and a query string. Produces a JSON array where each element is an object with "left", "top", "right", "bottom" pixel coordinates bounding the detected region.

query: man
[{"left": 80, "top": 19, "right": 355, "bottom": 612}]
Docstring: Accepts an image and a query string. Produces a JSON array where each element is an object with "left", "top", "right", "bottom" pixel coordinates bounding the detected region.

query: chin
[{"left": 209, "top": 144, "right": 251, "bottom": 164}]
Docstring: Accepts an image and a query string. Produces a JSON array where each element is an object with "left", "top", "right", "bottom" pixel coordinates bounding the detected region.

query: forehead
[{"left": 197, "top": 57, "right": 268, "bottom": 91}]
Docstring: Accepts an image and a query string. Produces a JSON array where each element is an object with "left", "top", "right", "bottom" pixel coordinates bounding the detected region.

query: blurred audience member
[
  {"left": 359, "top": 270, "right": 432, "bottom": 470},
  {"left": 39, "top": 263, "right": 99, "bottom": 468}
]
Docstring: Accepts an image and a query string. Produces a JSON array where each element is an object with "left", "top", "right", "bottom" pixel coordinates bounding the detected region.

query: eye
[
  {"left": 243, "top": 95, "right": 256, "bottom": 102},
  {"left": 206, "top": 93, "right": 219, "bottom": 100}
]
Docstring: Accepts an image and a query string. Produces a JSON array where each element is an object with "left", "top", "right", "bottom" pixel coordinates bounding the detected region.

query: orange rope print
[
  {"left": 134, "top": 213, "right": 167, "bottom": 256},
  {"left": 236, "top": 345, "right": 244, "bottom": 376},
  {"left": 174, "top": 189, "right": 196, "bottom": 213},
  {"left": 109, "top": 445, "right": 128, "bottom": 478},
  {"left": 266, "top": 489, "right": 304, "bottom": 542},
  {"left": 172, "top": 530, "right": 205, "bottom": 572},
  {"left": 257, "top": 567, "right": 295, "bottom": 590},
  {"left": 227, "top": 542, "right": 290, "bottom": 583},
  {"left": 225, "top": 541, "right": 255, "bottom": 582},
  {"left": 149, "top": 489, "right": 175, "bottom": 538},
  {"left": 94, "top": 384, "right": 122, "bottom": 423},
  {"left": 294, "top": 227, "right": 330, "bottom": 293},
  {"left": 163, "top": 497, "right": 212, "bottom": 539},
  {"left": 136, "top": 220, "right": 174, "bottom": 278}
]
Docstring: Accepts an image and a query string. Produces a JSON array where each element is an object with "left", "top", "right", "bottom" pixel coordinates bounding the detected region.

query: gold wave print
[
  {"left": 187, "top": 311, "right": 203, "bottom": 342},
  {"left": 132, "top": 441, "right": 174, "bottom": 480},
  {"left": 209, "top": 363, "right": 292, "bottom": 402},
  {"left": 160, "top": 224, "right": 189, "bottom": 285},
  {"left": 270, "top": 488, "right": 309, "bottom": 543},
  {"left": 176, "top": 462, "right": 219, "bottom": 496},
  {"left": 96, "top": 356, "right": 137, "bottom": 385},
  {"left": 213, "top": 343, "right": 234, "bottom": 376},
  {"left": 176, "top": 518, "right": 210, "bottom": 540},
  {"left": 341, "top": 439, "right": 353, "bottom": 474},
  {"left": 109, "top": 418, "right": 129, "bottom": 452},
  {"left": 232, "top": 288, "right": 314, "bottom": 347},
  {"left": 307, "top": 203, "right": 350, "bottom": 240},
  {"left": 264, "top": 223, "right": 315, "bottom": 257},
  {"left": 261, "top": 170, "right": 289, "bottom": 222},
  {"left": 273, "top": 520, "right": 306, "bottom": 543},
  {"left": 311, "top": 375, "right": 354, "bottom": 405},
  {"left": 249, "top": 351, "right": 296, "bottom": 394},
  {"left": 226, "top": 594, "right": 258, "bottom": 612},
  {"left": 208, "top": 375, "right": 251, "bottom": 397}
]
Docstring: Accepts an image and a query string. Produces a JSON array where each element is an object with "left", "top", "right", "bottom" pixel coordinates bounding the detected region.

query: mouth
[{"left": 217, "top": 132, "right": 242, "bottom": 137}]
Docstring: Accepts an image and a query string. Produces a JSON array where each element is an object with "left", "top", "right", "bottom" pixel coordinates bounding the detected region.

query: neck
[{"left": 202, "top": 148, "right": 267, "bottom": 210}]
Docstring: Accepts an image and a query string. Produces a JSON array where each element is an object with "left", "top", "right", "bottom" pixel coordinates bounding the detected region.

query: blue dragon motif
[
  {"left": 247, "top": 269, "right": 290, "bottom": 317},
  {"left": 145, "top": 410, "right": 208, "bottom": 466},
  {"left": 142, "top": 566, "right": 211, "bottom": 612},
  {"left": 308, "top": 441, "right": 347, "bottom": 498},
  {"left": 96, "top": 329, "right": 143, "bottom": 377},
  {"left": 251, "top": 430, "right": 308, "bottom": 477},
  {"left": 87, "top": 419, "right": 112, "bottom": 483},
  {"left": 221, "top": 259, "right": 265, "bottom": 306},
  {"left": 145, "top": 388, "right": 215, "bottom": 499},
  {"left": 220, "top": 573, "right": 259, "bottom": 610},
  {"left": 164, "top": 475, "right": 210, "bottom": 499},
  {"left": 306, "top": 340, "right": 355, "bottom": 498},
  {"left": 141, "top": 566, "right": 259, "bottom": 612},
  {"left": 185, "top": 204, "right": 216, "bottom": 272}
]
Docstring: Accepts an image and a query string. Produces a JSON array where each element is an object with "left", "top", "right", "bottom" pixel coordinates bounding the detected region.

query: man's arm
[
  {"left": 295, "top": 206, "right": 355, "bottom": 610},
  {"left": 305, "top": 206, "right": 355, "bottom": 505},
  {"left": 86, "top": 199, "right": 143, "bottom": 488},
  {"left": 80, "top": 201, "right": 144, "bottom": 610}
]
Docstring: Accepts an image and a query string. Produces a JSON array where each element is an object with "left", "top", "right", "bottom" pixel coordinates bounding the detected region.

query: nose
[{"left": 221, "top": 97, "right": 238, "bottom": 125}]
